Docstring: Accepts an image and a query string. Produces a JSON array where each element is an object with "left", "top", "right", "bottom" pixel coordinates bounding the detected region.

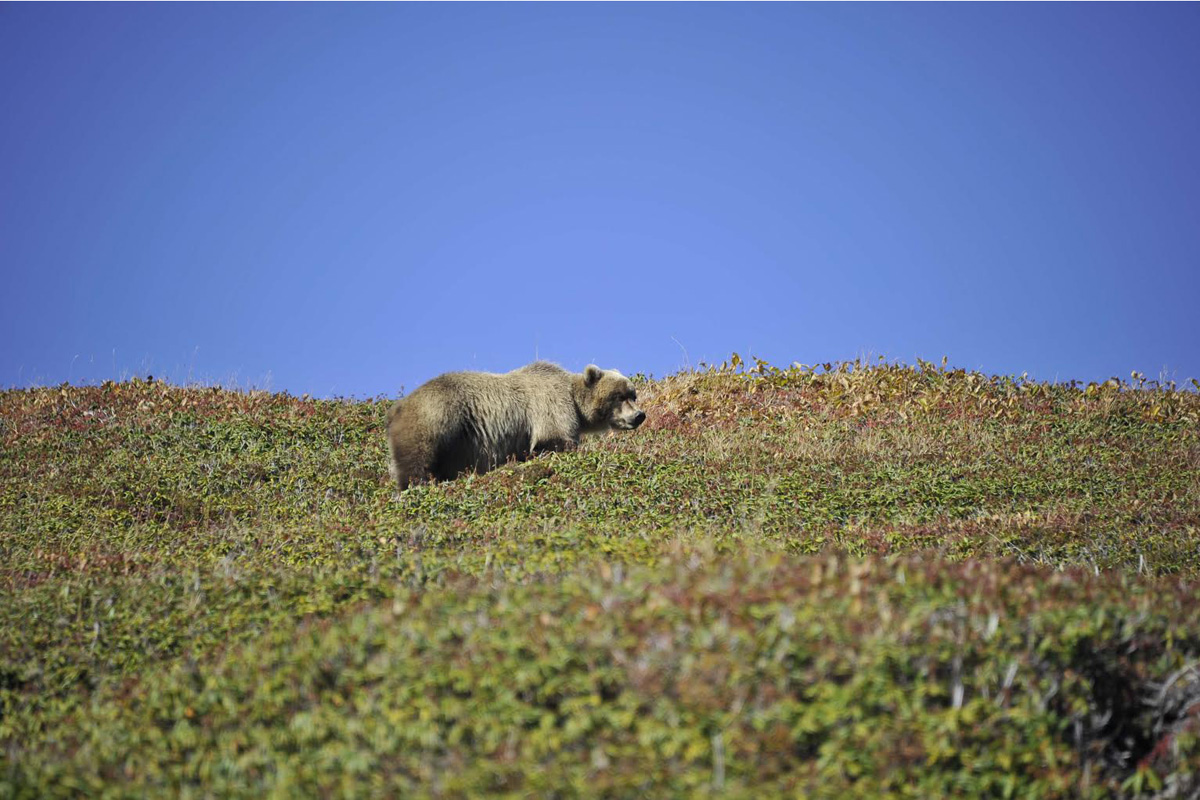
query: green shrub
[{"left": 2, "top": 361, "right": 1198, "bottom": 797}]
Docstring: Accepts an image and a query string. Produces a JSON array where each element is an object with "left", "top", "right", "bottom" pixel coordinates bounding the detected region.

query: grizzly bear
[{"left": 386, "top": 361, "right": 645, "bottom": 491}]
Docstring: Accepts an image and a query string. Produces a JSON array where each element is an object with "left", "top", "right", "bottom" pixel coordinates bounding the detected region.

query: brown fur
[{"left": 387, "top": 361, "right": 644, "bottom": 491}]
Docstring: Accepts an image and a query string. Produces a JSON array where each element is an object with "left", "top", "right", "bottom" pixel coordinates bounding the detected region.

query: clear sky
[{"left": 3, "top": 3, "right": 1198, "bottom": 397}]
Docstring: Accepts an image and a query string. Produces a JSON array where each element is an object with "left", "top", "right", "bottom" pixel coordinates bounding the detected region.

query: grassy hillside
[{"left": 2, "top": 357, "right": 1199, "bottom": 797}]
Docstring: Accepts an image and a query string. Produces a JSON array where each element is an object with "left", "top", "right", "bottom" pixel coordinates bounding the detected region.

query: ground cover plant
[{"left": 2, "top": 357, "right": 1199, "bottom": 797}]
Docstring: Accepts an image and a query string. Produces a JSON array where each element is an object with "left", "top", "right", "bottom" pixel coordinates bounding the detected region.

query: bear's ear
[{"left": 584, "top": 365, "right": 603, "bottom": 387}]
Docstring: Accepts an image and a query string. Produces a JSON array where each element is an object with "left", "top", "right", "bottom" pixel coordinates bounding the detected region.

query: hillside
[{"left": 2, "top": 358, "right": 1199, "bottom": 797}]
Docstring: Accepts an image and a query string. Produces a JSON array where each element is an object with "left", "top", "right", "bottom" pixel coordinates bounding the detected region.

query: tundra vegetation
[{"left": 2, "top": 355, "right": 1199, "bottom": 797}]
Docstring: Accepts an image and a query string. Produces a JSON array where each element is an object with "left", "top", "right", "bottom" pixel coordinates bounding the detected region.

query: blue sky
[{"left": 3, "top": 3, "right": 1197, "bottom": 397}]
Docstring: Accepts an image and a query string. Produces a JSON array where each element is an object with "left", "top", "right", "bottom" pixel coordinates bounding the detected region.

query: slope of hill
[{"left": 2, "top": 358, "right": 1198, "bottom": 797}]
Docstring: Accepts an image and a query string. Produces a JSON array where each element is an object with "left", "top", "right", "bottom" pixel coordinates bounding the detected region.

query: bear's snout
[{"left": 632, "top": 410, "right": 646, "bottom": 428}]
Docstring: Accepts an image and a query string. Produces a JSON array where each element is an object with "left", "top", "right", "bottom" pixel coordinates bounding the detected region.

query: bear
[{"left": 386, "top": 361, "right": 645, "bottom": 491}]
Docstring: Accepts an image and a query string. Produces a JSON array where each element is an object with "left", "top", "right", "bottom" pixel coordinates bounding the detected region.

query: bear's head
[{"left": 577, "top": 365, "right": 646, "bottom": 433}]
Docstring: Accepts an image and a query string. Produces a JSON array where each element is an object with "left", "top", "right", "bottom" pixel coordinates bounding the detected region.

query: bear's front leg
[{"left": 530, "top": 437, "right": 576, "bottom": 457}]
